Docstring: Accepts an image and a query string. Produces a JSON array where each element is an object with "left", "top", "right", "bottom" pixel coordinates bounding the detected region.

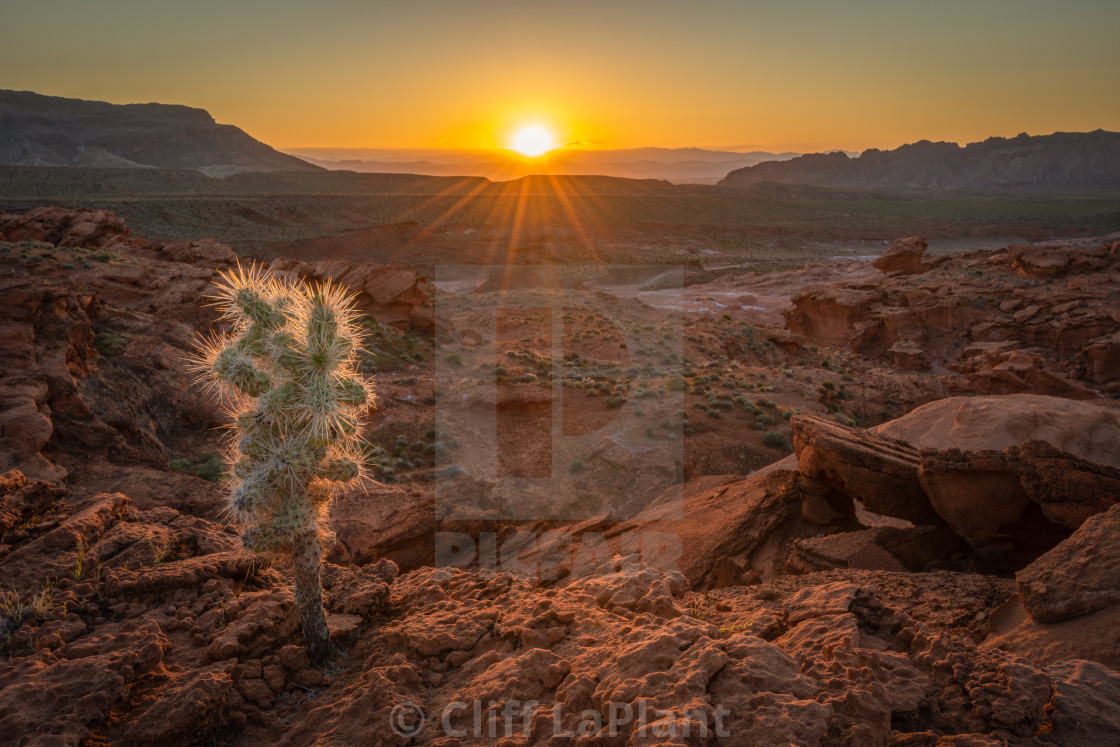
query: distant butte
[
  {"left": 720, "top": 130, "right": 1120, "bottom": 191},
  {"left": 0, "top": 89, "right": 321, "bottom": 176}
]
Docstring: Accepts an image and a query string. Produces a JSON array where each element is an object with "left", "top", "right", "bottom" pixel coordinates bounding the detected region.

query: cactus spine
[{"left": 193, "top": 264, "right": 373, "bottom": 661}]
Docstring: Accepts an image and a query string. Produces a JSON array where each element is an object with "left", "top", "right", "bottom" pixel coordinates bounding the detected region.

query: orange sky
[{"left": 2, "top": 0, "right": 1119, "bottom": 153}]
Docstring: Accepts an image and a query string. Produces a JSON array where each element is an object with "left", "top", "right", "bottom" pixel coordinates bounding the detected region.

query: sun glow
[{"left": 510, "top": 126, "right": 555, "bottom": 157}]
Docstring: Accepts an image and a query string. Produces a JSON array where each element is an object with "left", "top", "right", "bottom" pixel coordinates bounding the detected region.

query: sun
[{"left": 510, "top": 126, "right": 555, "bottom": 157}]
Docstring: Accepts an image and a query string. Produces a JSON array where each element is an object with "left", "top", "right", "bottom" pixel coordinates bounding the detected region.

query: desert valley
[{"left": 2, "top": 11, "right": 1120, "bottom": 744}]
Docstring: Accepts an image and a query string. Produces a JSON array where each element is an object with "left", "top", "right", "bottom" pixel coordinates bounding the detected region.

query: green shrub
[
  {"left": 762, "top": 432, "right": 793, "bottom": 452},
  {"left": 169, "top": 453, "right": 224, "bottom": 483},
  {"left": 92, "top": 331, "right": 129, "bottom": 357},
  {"left": 423, "top": 442, "right": 449, "bottom": 458}
]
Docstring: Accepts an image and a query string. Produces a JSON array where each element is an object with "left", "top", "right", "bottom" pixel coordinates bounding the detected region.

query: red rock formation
[
  {"left": 269, "top": 256, "right": 432, "bottom": 331},
  {"left": 0, "top": 206, "right": 132, "bottom": 250},
  {"left": 1016, "top": 504, "right": 1120, "bottom": 623},
  {"left": 791, "top": 414, "right": 936, "bottom": 525},
  {"left": 1082, "top": 331, "right": 1120, "bottom": 384},
  {"left": 785, "top": 235, "right": 1120, "bottom": 394},
  {"left": 789, "top": 396, "right": 1120, "bottom": 566},
  {"left": 1009, "top": 238, "right": 1119, "bottom": 279},
  {"left": 872, "top": 236, "right": 942, "bottom": 276},
  {"left": 877, "top": 394, "right": 1120, "bottom": 462}
]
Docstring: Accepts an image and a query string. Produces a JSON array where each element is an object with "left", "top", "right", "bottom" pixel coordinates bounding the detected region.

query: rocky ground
[{"left": 1, "top": 207, "right": 1119, "bottom": 745}]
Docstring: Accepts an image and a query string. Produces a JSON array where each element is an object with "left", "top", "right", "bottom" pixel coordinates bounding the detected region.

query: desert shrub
[
  {"left": 423, "top": 442, "right": 448, "bottom": 458},
  {"left": 169, "top": 453, "right": 225, "bottom": 483},
  {"left": 92, "top": 331, "right": 129, "bottom": 357},
  {"left": 762, "top": 432, "right": 793, "bottom": 452}
]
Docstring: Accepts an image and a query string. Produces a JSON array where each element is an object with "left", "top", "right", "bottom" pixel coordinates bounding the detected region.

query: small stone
[
  {"left": 236, "top": 660, "right": 262, "bottom": 680},
  {"left": 236, "top": 678, "right": 273, "bottom": 708},
  {"left": 327, "top": 613, "right": 362, "bottom": 640},
  {"left": 1013, "top": 304, "right": 1041, "bottom": 323},
  {"left": 292, "top": 667, "right": 323, "bottom": 689},
  {"left": 278, "top": 645, "right": 311, "bottom": 672},
  {"left": 262, "top": 664, "right": 286, "bottom": 693}
]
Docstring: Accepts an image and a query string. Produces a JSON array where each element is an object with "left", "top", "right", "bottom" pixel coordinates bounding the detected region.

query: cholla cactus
[{"left": 192, "top": 263, "right": 374, "bottom": 661}]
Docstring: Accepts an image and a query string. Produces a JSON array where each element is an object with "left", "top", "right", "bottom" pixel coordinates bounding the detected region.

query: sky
[{"left": 2, "top": 0, "right": 1119, "bottom": 153}]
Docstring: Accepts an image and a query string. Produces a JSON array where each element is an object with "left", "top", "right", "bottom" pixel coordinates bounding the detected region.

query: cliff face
[
  {"left": 720, "top": 130, "right": 1120, "bottom": 191},
  {"left": 0, "top": 90, "right": 321, "bottom": 175}
]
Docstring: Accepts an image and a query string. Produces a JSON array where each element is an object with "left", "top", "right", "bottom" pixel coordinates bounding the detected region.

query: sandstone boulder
[
  {"left": 1016, "top": 504, "right": 1120, "bottom": 623},
  {"left": 986, "top": 595, "right": 1120, "bottom": 671},
  {"left": 888, "top": 339, "right": 930, "bottom": 371},
  {"left": 606, "top": 457, "right": 804, "bottom": 587},
  {"left": 0, "top": 206, "right": 132, "bottom": 250},
  {"left": 964, "top": 350, "right": 1100, "bottom": 400},
  {"left": 873, "top": 236, "right": 931, "bottom": 275},
  {"left": 329, "top": 482, "right": 435, "bottom": 570},
  {"left": 1042, "top": 660, "right": 1120, "bottom": 745},
  {"left": 269, "top": 257, "right": 431, "bottom": 329},
  {"left": 1008, "top": 244, "right": 1072, "bottom": 278},
  {"left": 791, "top": 414, "right": 937, "bottom": 525},
  {"left": 915, "top": 441, "right": 1120, "bottom": 561},
  {"left": 1082, "top": 331, "right": 1120, "bottom": 384},
  {"left": 1008, "top": 241, "right": 1114, "bottom": 279},
  {"left": 876, "top": 395, "right": 1120, "bottom": 466},
  {"left": 874, "top": 395, "right": 1120, "bottom": 561},
  {"left": 785, "top": 284, "right": 884, "bottom": 348},
  {"left": 149, "top": 237, "right": 237, "bottom": 266},
  {"left": 788, "top": 397, "right": 1120, "bottom": 564},
  {"left": 0, "top": 471, "right": 68, "bottom": 535}
]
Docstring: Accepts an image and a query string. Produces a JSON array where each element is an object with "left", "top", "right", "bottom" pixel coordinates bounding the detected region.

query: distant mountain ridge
[
  {"left": 0, "top": 90, "right": 320, "bottom": 175},
  {"left": 288, "top": 146, "right": 801, "bottom": 184},
  {"left": 719, "top": 131, "right": 1120, "bottom": 192}
]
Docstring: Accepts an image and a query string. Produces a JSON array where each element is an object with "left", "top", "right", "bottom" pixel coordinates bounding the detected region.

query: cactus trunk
[{"left": 293, "top": 530, "right": 331, "bottom": 662}]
